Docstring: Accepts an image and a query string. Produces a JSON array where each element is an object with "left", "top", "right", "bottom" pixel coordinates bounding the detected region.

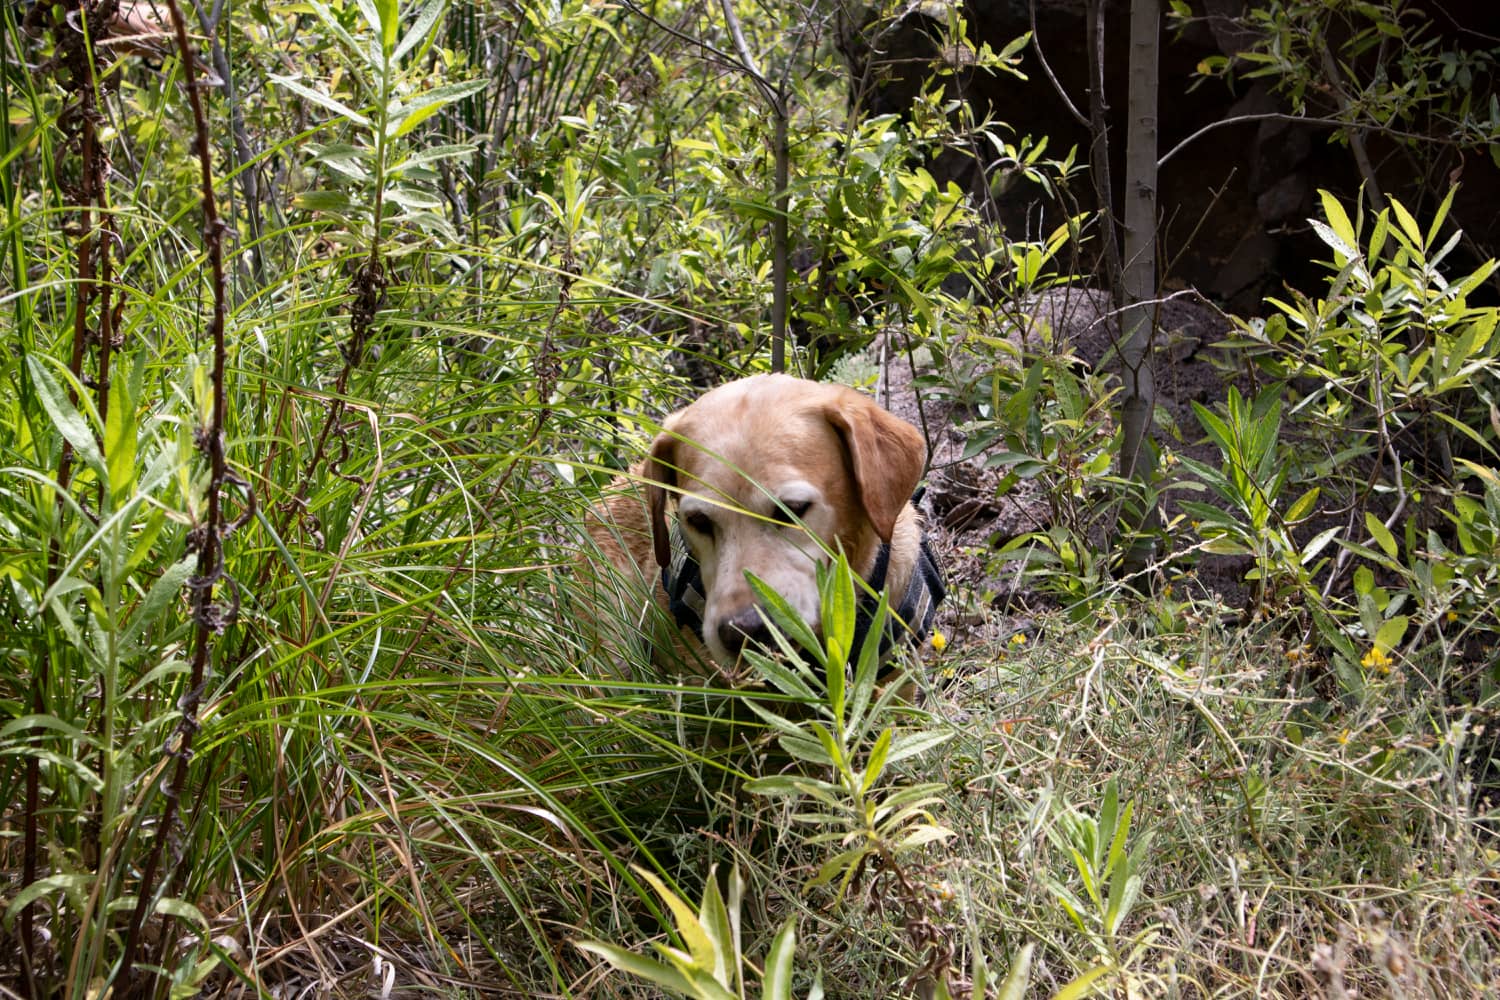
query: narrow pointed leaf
[
  {"left": 760, "top": 920, "right": 796, "bottom": 1000},
  {"left": 27, "top": 356, "right": 102, "bottom": 475},
  {"left": 270, "top": 75, "right": 371, "bottom": 127}
]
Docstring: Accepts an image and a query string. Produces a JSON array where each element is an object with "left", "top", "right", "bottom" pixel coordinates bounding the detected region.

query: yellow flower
[
  {"left": 1361, "top": 646, "right": 1393, "bottom": 674},
  {"left": 930, "top": 630, "right": 948, "bottom": 653},
  {"left": 1336, "top": 729, "right": 1350, "bottom": 745},
  {"left": 1009, "top": 632, "right": 1027, "bottom": 646},
  {"left": 1446, "top": 611, "right": 1459, "bottom": 623}
]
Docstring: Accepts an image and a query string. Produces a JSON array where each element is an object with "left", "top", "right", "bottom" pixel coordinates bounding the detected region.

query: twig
[
  {"left": 196, "top": 0, "right": 266, "bottom": 286},
  {"left": 117, "top": 0, "right": 231, "bottom": 992},
  {"left": 1028, "top": 0, "right": 1088, "bottom": 128}
]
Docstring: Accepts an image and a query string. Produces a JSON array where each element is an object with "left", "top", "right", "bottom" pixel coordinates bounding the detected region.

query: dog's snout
[{"left": 717, "top": 606, "right": 771, "bottom": 657}]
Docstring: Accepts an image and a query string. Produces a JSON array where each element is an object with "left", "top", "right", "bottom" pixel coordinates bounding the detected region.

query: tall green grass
[{"left": 0, "top": 2, "right": 751, "bottom": 993}]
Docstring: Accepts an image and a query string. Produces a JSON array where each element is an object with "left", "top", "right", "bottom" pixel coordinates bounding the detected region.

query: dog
[{"left": 584, "top": 374, "right": 944, "bottom": 679}]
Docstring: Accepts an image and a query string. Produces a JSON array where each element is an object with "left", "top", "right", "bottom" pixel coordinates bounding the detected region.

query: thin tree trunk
[{"left": 1117, "top": 0, "right": 1160, "bottom": 573}]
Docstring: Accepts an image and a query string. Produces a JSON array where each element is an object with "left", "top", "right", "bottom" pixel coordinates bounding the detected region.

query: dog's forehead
[{"left": 670, "top": 377, "right": 844, "bottom": 485}]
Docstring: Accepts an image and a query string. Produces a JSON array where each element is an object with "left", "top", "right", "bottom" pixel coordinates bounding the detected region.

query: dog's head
[{"left": 644, "top": 374, "right": 926, "bottom": 665}]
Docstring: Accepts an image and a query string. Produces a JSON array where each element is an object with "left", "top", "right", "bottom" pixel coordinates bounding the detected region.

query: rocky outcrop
[{"left": 842, "top": 0, "right": 1500, "bottom": 313}]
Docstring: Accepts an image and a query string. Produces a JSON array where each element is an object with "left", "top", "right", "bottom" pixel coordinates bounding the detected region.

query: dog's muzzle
[{"left": 662, "top": 518, "right": 945, "bottom": 673}]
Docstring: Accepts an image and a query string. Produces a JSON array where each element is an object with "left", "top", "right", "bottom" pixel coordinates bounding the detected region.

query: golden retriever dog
[{"left": 585, "top": 374, "right": 944, "bottom": 678}]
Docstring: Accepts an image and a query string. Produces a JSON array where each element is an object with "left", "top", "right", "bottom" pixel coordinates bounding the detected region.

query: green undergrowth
[
  {"left": 580, "top": 582, "right": 1499, "bottom": 998},
  {"left": 2, "top": 0, "right": 1498, "bottom": 997}
]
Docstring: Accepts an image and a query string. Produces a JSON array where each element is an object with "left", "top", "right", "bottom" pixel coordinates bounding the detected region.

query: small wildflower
[
  {"left": 1009, "top": 632, "right": 1027, "bottom": 647},
  {"left": 1337, "top": 729, "right": 1351, "bottom": 745},
  {"left": 1446, "top": 610, "right": 1459, "bottom": 623},
  {"left": 1361, "top": 646, "right": 1393, "bottom": 674},
  {"left": 931, "top": 880, "right": 955, "bottom": 902},
  {"left": 930, "top": 630, "right": 948, "bottom": 653}
]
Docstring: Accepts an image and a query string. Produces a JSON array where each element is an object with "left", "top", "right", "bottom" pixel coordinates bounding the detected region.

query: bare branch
[{"left": 117, "top": 0, "right": 232, "bottom": 990}]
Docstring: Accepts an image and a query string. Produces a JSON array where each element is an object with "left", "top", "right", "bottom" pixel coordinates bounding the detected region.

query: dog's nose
[{"left": 717, "top": 606, "right": 771, "bottom": 656}]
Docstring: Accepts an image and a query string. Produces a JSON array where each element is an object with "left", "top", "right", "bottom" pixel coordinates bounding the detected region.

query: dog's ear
[
  {"left": 825, "top": 388, "right": 926, "bottom": 541},
  {"left": 643, "top": 430, "right": 677, "bottom": 569}
]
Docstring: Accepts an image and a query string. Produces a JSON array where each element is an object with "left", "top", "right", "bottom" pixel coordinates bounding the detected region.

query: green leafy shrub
[{"left": 1214, "top": 189, "right": 1499, "bottom": 683}]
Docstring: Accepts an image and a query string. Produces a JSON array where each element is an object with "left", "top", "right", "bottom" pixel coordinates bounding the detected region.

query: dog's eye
[
  {"left": 771, "top": 500, "right": 812, "bottom": 525},
  {"left": 683, "top": 511, "right": 714, "bottom": 537}
]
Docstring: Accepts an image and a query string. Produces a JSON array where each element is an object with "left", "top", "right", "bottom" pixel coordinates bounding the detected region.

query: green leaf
[
  {"left": 124, "top": 657, "right": 190, "bottom": 699},
  {"left": 388, "top": 79, "right": 488, "bottom": 138},
  {"left": 886, "top": 728, "right": 956, "bottom": 764},
  {"left": 393, "top": 143, "right": 476, "bottom": 171},
  {"left": 1427, "top": 186, "right": 1457, "bottom": 247},
  {"left": 698, "top": 870, "right": 735, "bottom": 989},
  {"left": 155, "top": 896, "right": 209, "bottom": 927},
  {"left": 1053, "top": 965, "right": 1112, "bottom": 1000},
  {"left": 26, "top": 356, "right": 102, "bottom": 475},
  {"left": 575, "top": 941, "right": 700, "bottom": 996},
  {"left": 104, "top": 369, "right": 136, "bottom": 508},
  {"left": 1389, "top": 197, "right": 1424, "bottom": 250},
  {"left": 376, "top": 0, "right": 400, "bottom": 57},
  {"left": 394, "top": 0, "right": 447, "bottom": 61},
  {"left": 0, "top": 712, "right": 98, "bottom": 745},
  {"left": 1104, "top": 797, "right": 1131, "bottom": 880},
  {"left": 760, "top": 920, "right": 796, "bottom": 1000},
  {"left": 1374, "top": 615, "right": 1409, "bottom": 654},
  {"left": 744, "top": 774, "right": 823, "bottom": 798},
  {"left": 5, "top": 874, "right": 97, "bottom": 924},
  {"left": 776, "top": 732, "right": 836, "bottom": 765},
  {"left": 1319, "top": 189, "right": 1357, "bottom": 251},
  {"left": 1365, "top": 512, "right": 1398, "bottom": 558},
  {"left": 269, "top": 75, "right": 371, "bottom": 127},
  {"left": 810, "top": 845, "right": 872, "bottom": 895},
  {"left": 1285, "top": 486, "right": 1319, "bottom": 523},
  {"left": 895, "top": 823, "right": 956, "bottom": 851},
  {"left": 861, "top": 728, "right": 892, "bottom": 794},
  {"left": 748, "top": 573, "right": 820, "bottom": 657},
  {"left": 996, "top": 943, "right": 1034, "bottom": 1000},
  {"left": 128, "top": 556, "right": 194, "bottom": 639},
  {"left": 811, "top": 721, "right": 845, "bottom": 771},
  {"left": 743, "top": 650, "right": 816, "bottom": 700},
  {"left": 823, "top": 552, "right": 856, "bottom": 672},
  {"left": 292, "top": 190, "right": 354, "bottom": 214},
  {"left": 1367, "top": 207, "right": 1390, "bottom": 263},
  {"left": 1310, "top": 218, "right": 1358, "bottom": 263},
  {"left": 727, "top": 866, "right": 745, "bottom": 992},
  {"left": 1191, "top": 400, "right": 1233, "bottom": 457},
  {"left": 1199, "top": 536, "right": 1252, "bottom": 556},
  {"left": 637, "top": 868, "right": 716, "bottom": 971},
  {"left": 1301, "top": 526, "right": 1342, "bottom": 564}
]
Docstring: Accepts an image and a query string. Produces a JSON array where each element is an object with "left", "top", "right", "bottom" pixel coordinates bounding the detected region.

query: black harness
[{"left": 663, "top": 515, "right": 946, "bottom": 668}]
